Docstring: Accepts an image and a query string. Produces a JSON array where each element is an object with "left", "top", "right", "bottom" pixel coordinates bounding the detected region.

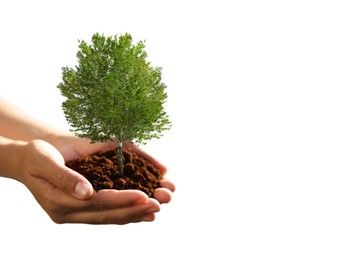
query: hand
[
  {"left": 18, "top": 137, "right": 175, "bottom": 224},
  {"left": 122, "top": 141, "right": 176, "bottom": 203},
  {"left": 49, "top": 133, "right": 176, "bottom": 203}
]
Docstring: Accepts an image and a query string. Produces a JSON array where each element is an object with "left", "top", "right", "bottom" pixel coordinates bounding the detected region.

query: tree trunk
[{"left": 117, "top": 139, "right": 123, "bottom": 175}]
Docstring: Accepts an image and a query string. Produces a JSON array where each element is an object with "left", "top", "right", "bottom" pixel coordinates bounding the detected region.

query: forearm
[
  {"left": 0, "top": 136, "right": 27, "bottom": 180},
  {"left": 0, "top": 97, "right": 64, "bottom": 141}
]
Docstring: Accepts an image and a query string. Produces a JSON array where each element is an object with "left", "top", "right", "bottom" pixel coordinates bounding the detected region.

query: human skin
[{"left": 0, "top": 98, "right": 175, "bottom": 224}]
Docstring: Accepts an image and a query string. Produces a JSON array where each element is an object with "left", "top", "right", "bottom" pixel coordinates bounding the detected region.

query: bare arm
[
  {"left": 0, "top": 97, "right": 61, "bottom": 141},
  {"left": 0, "top": 97, "right": 174, "bottom": 224},
  {"left": 0, "top": 136, "right": 27, "bottom": 179}
]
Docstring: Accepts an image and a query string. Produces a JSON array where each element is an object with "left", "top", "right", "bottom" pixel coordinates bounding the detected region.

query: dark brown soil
[{"left": 66, "top": 147, "right": 163, "bottom": 197}]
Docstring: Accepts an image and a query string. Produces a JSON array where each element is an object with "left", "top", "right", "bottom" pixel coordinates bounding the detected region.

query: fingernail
[
  {"left": 146, "top": 204, "right": 160, "bottom": 214},
  {"left": 142, "top": 214, "right": 155, "bottom": 222},
  {"left": 133, "top": 197, "right": 148, "bottom": 205},
  {"left": 75, "top": 182, "right": 92, "bottom": 199}
]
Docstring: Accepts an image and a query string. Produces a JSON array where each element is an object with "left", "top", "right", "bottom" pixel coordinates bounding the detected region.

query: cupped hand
[
  {"left": 18, "top": 137, "right": 175, "bottom": 224},
  {"left": 49, "top": 133, "right": 176, "bottom": 203}
]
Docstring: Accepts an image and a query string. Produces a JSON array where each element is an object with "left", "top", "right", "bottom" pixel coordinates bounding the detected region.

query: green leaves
[{"left": 57, "top": 33, "right": 171, "bottom": 145}]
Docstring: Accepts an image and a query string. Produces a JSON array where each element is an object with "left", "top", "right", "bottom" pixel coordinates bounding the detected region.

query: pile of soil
[{"left": 66, "top": 147, "right": 163, "bottom": 197}]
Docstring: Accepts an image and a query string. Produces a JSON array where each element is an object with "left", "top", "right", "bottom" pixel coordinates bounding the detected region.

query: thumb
[
  {"left": 29, "top": 140, "right": 93, "bottom": 200},
  {"left": 56, "top": 164, "right": 94, "bottom": 200}
]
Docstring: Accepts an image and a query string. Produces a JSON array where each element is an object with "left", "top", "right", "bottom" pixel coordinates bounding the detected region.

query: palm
[{"left": 50, "top": 135, "right": 115, "bottom": 162}]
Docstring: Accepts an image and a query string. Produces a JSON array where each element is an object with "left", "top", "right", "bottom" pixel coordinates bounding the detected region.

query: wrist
[
  {"left": 31, "top": 125, "right": 67, "bottom": 142},
  {"left": 42, "top": 131, "right": 76, "bottom": 148},
  {"left": 0, "top": 136, "right": 28, "bottom": 181}
]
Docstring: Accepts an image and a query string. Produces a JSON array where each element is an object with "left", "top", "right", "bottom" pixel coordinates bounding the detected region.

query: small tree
[{"left": 58, "top": 33, "right": 172, "bottom": 175}]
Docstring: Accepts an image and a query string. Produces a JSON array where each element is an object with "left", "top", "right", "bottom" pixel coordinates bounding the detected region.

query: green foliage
[{"left": 57, "top": 33, "right": 172, "bottom": 145}]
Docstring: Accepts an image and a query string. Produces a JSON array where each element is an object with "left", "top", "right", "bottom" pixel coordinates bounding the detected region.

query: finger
[
  {"left": 153, "top": 187, "right": 173, "bottom": 204},
  {"left": 37, "top": 187, "right": 150, "bottom": 214},
  {"left": 49, "top": 163, "right": 93, "bottom": 200},
  {"left": 62, "top": 198, "right": 161, "bottom": 224},
  {"left": 56, "top": 137, "right": 116, "bottom": 161},
  {"left": 47, "top": 164, "right": 93, "bottom": 200},
  {"left": 84, "top": 189, "right": 149, "bottom": 210},
  {"left": 31, "top": 179, "right": 156, "bottom": 224},
  {"left": 28, "top": 140, "right": 93, "bottom": 200},
  {"left": 159, "top": 179, "right": 176, "bottom": 192}
]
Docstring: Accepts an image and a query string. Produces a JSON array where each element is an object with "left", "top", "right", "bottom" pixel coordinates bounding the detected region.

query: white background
[{"left": 1, "top": 0, "right": 364, "bottom": 259}]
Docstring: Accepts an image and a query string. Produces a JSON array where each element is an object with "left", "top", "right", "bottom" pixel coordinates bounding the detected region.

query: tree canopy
[{"left": 58, "top": 33, "right": 172, "bottom": 145}]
